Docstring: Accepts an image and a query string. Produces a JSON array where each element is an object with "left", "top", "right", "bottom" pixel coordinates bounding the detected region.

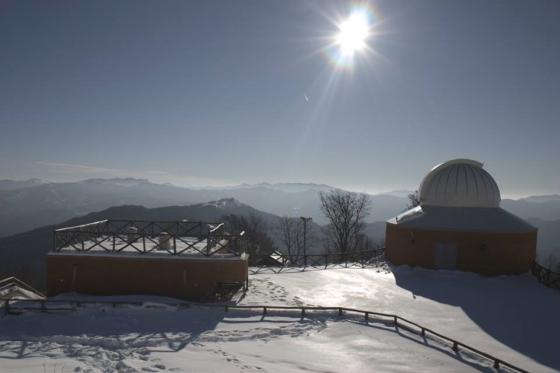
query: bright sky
[{"left": 0, "top": 0, "right": 559, "bottom": 197}]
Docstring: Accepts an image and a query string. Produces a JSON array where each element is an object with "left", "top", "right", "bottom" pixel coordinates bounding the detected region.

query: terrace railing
[{"left": 53, "top": 219, "right": 245, "bottom": 257}]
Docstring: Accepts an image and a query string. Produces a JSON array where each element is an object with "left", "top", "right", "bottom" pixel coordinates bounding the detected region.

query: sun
[
  {"left": 335, "top": 10, "right": 370, "bottom": 56},
  {"left": 323, "top": 5, "right": 379, "bottom": 68}
]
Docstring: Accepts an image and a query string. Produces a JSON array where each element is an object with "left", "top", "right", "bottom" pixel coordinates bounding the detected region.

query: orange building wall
[
  {"left": 47, "top": 254, "right": 248, "bottom": 300},
  {"left": 385, "top": 223, "right": 537, "bottom": 275}
]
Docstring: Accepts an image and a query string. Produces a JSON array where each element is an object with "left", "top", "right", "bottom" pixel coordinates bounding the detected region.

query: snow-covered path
[{"left": 0, "top": 266, "right": 558, "bottom": 372}]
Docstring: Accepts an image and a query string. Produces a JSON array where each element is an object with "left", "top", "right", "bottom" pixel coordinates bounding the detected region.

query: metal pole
[{"left": 300, "top": 217, "right": 311, "bottom": 268}]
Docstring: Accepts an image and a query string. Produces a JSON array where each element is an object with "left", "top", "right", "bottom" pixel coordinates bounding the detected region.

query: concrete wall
[
  {"left": 385, "top": 223, "right": 537, "bottom": 275},
  {"left": 47, "top": 254, "right": 248, "bottom": 300}
]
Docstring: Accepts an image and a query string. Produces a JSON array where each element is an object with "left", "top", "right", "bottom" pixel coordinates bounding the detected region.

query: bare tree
[
  {"left": 407, "top": 190, "right": 420, "bottom": 210},
  {"left": 279, "top": 217, "right": 303, "bottom": 261},
  {"left": 222, "top": 213, "right": 274, "bottom": 263},
  {"left": 356, "top": 233, "right": 377, "bottom": 251},
  {"left": 319, "top": 190, "right": 370, "bottom": 254}
]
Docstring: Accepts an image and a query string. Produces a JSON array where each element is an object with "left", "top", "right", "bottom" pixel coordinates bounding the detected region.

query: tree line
[{"left": 226, "top": 189, "right": 378, "bottom": 263}]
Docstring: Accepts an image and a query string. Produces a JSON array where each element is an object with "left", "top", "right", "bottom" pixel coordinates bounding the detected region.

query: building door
[
  {"left": 72, "top": 264, "right": 78, "bottom": 292},
  {"left": 435, "top": 243, "right": 457, "bottom": 270}
]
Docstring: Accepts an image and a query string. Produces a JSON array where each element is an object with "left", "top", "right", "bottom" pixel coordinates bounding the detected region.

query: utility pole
[{"left": 300, "top": 217, "right": 312, "bottom": 267}]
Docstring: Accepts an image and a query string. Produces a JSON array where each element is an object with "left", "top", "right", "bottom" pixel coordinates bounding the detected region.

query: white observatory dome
[{"left": 418, "top": 159, "right": 501, "bottom": 208}]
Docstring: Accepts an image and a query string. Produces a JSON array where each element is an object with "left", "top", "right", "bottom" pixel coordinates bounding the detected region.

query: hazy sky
[{"left": 1, "top": 0, "right": 559, "bottom": 197}]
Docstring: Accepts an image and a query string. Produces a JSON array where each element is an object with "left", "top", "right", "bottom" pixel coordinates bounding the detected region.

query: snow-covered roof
[
  {"left": 388, "top": 205, "right": 536, "bottom": 233},
  {"left": 419, "top": 159, "right": 501, "bottom": 208}
]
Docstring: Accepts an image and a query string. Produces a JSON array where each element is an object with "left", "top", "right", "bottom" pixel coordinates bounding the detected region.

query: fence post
[
  {"left": 338, "top": 307, "right": 343, "bottom": 316},
  {"left": 364, "top": 312, "right": 369, "bottom": 322}
]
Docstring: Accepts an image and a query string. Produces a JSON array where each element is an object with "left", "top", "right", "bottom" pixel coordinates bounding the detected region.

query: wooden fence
[
  {"left": 2, "top": 298, "right": 527, "bottom": 373},
  {"left": 250, "top": 248, "right": 385, "bottom": 273}
]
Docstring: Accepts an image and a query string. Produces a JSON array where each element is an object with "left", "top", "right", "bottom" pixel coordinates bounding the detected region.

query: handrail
[
  {"left": 55, "top": 219, "right": 225, "bottom": 230},
  {"left": 1, "top": 299, "right": 527, "bottom": 372},
  {"left": 209, "top": 223, "right": 225, "bottom": 234},
  {"left": 54, "top": 220, "right": 109, "bottom": 232}
]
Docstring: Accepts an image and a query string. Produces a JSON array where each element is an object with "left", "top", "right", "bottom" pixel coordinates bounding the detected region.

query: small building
[
  {"left": 386, "top": 159, "right": 537, "bottom": 275},
  {"left": 0, "top": 277, "right": 44, "bottom": 301},
  {"left": 256, "top": 250, "right": 289, "bottom": 267},
  {"left": 47, "top": 220, "right": 248, "bottom": 300}
]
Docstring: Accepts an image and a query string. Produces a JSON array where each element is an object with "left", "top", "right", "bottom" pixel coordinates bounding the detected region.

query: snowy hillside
[{"left": 1, "top": 267, "right": 559, "bottom": 372}]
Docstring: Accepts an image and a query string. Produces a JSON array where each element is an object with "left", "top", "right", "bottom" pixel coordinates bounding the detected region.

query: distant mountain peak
[
  {"left": 233, "top": 182, "right": 334, "bottom": 193},
  {"left": 520, "top": 194, "right": 560, "bottom": 203},
  {"left": 375, "top": 190, "right": 415, "bottom": 198},
  {"left": 202, "top": 198, "right": 244, "bottom": 209},
  {"left": 0, "top": 178, "right": 44, "bottom": 191},
  {"left": 0, "top": 178, "right": 43, "bottom": 183},
  {"left": 81, "top": 177, "right": 151, "bottom": 186}
]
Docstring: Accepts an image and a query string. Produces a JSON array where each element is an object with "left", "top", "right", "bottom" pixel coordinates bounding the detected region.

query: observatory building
[{"left": 385, "top": 159, "right": 537, "bottom": 275}]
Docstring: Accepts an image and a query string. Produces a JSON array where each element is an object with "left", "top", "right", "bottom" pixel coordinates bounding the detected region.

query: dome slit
[{"left": 462, "top": 164, "right": 469, "bottom": 195}]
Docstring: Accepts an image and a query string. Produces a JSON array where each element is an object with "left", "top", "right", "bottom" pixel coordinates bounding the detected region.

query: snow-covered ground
[
  {"left": 0, "top": 266, "right": 559, "bottom": 372},
  {"left": 242, "top": 267, "right": 560, "bottom": 372}
]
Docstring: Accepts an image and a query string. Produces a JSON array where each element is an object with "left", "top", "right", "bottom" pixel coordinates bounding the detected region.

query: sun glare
[
  {"left": 326, "top": 6, "right": 375, "bottom": 68},
  {"left": 336, "top": 11, "right": 370, "bottom": 56}
]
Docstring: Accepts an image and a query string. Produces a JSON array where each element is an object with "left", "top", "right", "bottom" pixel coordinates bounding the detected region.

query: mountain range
[
  {"left": 0, "top": 178, "right": 402, "bottom": 237},
  {"left": 3, "top": 178, "right": 559, "bottom": 238}
]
